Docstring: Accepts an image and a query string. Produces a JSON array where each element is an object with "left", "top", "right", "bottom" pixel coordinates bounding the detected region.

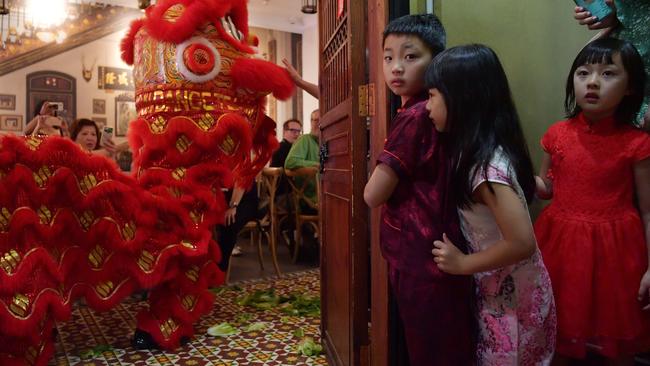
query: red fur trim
[
  {"left": 121, "top": 18, "right": 145, "bottom": 65},
  {"left": 231, "top": 58, "right": 295, "bottom": 100},
  {"left": 0, "top": 318, "right": 55, "bottom": 366},
  {"left": 136, "top": 310, "right": 194, "bottom": 350},
  {"left": 204, "top": 0, "right": 252, "bottom": 53},
  {"left": 231, "top": 113, "right": 278, "bottom": 188},
  {"left": 139, "top": 0, "right": 253, "bottom": 53},
  {"left": 227, "top": 0, "right": 249, "bottom": 40},
  {"left": 247, "top": 34, "right": 259, "bottom": 47},
  {"left": 144, "top": 0, "right": 210, "bottom": 44},
  {"left": 0, "top": 290, "right": 70, "bottom": 338}
]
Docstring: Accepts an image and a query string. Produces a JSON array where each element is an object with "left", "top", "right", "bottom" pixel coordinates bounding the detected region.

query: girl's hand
[
  {"left": 638, "top": 270, "right": 650, "bottom": 310},
  {"left": 225, "top": 207, "right": 237, "bottom": 226},
  {"left": 574, "top": 1, "right": 618, "bottom": 30},
  {"left": 432, "top": 233, "right": 468, "bottom": 275},
  {"left": 535, "top": 175, "right": 552, "bottom": 200},
  {"left": 536, "top": 153, "right": 553, "bottom": 199}
]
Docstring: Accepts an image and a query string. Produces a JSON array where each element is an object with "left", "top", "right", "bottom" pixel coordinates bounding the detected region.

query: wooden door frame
[
  {"left": 367, "top": 1, "right": 390, "bottom": 366},
  {"left": 319, "top": 0, "right": 370, "bottom": 365}
]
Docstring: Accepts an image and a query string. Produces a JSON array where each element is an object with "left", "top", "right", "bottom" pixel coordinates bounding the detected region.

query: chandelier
[
  {"left": 0, "top": 0, "right": 104, "bottom": 46},
  {"left": 23, "top": 0, "right": 68, "bottom": 42}
]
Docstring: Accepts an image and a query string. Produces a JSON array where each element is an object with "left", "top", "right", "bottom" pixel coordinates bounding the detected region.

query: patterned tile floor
[{"left": 50, "top": 269, "right": 327, "bottom": 366}]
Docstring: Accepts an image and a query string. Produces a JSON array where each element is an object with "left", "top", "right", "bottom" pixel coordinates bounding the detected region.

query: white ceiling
[{"left": 100, "top": 0, "right": 317, "bottom": 34}]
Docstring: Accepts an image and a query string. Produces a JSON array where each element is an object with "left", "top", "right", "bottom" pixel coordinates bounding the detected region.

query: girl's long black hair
[{"left": 424, "top": 44, "right": 536, "bottom": 208}]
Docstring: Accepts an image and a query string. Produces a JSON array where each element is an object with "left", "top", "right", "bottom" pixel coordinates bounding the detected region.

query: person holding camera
[
  {"left": 69, "top": 118, "right": 117, "bottom": 157},
  {"left": 24, "top": 101, "right": 69, "bottom": 137}
]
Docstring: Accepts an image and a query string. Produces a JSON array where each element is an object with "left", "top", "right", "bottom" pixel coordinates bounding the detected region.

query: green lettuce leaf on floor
[
  {"left": 207, "top": 322, "right": 239, "bottom": 337},
  {"left": 234, "top": 312, "right": 254, "bottom": 325},
  {"left": 236, "top": 289, "right": 281, "bottom": 310},
  {"left": 244, "top": 322, "right": 269, "bottom": 332},
  {"left": 292, "top": 328, "right": 305, "bottom": 338},
  {"left": 78, "top": 344, "right": 113, "bottom": 360},
  {"left": 279, "top": 293, "right": 321, "bottom": 317},
  {"left": 236, "top": 289, "right": 320, "bottom": 317},
  {"left": 296, "top": 337, "right": 323, "bottom": 357},
  {"left": 210, "top": 285, "right": 244, "bottom": 295}
]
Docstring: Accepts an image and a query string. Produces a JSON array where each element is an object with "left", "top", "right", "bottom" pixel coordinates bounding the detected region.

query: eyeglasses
[{"left": 286, "top": 128, "right": 302, "bottom": 133}]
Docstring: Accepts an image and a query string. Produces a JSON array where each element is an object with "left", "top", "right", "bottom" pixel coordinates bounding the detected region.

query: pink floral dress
[{"left": 460, "top": 149, "right": 556, "bottom": 365}]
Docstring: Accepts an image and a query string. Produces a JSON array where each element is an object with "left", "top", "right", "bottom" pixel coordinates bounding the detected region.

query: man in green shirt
[{"left": 284, "top": 109, "right": 320, "bottom": 208}]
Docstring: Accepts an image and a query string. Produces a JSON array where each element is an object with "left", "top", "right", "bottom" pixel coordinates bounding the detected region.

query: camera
[{"left": 48, "top": 102, "right": 62, "bottom": 117}]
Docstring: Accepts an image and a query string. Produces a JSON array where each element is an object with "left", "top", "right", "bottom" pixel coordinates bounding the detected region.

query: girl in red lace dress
[{"left": 535, "top": 38, "right": 650, "bottom": 364}]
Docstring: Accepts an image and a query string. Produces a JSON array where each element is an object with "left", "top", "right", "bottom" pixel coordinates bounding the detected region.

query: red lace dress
[{"left": 535, "top": 113, "right": 650, "bottom": 358}]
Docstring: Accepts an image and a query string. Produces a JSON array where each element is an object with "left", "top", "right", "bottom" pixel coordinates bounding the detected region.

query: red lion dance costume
[{"left": 0, "top": 0, "right": 293, "bottom": 364}]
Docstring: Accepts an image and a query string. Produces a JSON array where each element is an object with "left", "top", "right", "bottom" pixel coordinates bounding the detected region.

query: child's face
[
  {"left": 383, "top": 34, "right": 433, "bottom": 102},
  {"left": 573, "top": 52, "right": 630, "bottom": 120},
  {"left": 425, "top": 88, "right": 447, "bottom": 132}
]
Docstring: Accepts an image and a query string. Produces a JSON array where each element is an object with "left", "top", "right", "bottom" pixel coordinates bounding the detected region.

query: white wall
[
  {"left": 301, "top": 25, "right": 319, "bottom": 133},
  {"left": 0, "top": 29, "right": 131, "bottom": 143},
  {"left": 250, "top": 26, "right": 295, "bottom": 138}
]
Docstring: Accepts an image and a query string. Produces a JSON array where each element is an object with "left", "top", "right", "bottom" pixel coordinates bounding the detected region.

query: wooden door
[
  {"left": 319, "top": 0, "right": 369, "bottom": 365},
  {"left": 26, "top": 71, "right": 76, "bottom": 126},
  {"left": 367, "top": 1, "right": 390, "bottom": 365}
]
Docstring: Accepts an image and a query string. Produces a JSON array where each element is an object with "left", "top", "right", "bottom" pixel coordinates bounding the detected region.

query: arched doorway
[{"left": 26, "top": 71, "right": 76, "bottom": 125}]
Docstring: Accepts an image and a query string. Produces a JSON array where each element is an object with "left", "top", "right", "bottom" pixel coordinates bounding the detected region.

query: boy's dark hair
[
  {"left": 425, "top": 44, "right": 536, "bottom": 208},
  {"left": 70, "top": 118, "right": 101, "bottom": 150},
  {"left": 565, "top": 38, "right": 646, "bottom": 126},
  {"left": 382, "top": 13, "right": 446, "bottom": 56},
  {"left": 283, "top": 118, "right": 302, "bottom": 130}
]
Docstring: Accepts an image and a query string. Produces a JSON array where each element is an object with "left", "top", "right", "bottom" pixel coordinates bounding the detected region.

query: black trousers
[{"left": 214, "top": 188, "right": 261, "bottom": 271}]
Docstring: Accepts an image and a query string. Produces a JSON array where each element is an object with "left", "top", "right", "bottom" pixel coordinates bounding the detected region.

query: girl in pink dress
[
  {"left": 428, "top": 44, "right": 556, "bottom": 365},
  {"left": 535, "top": 38, "right": 650, "bottom": 364}
]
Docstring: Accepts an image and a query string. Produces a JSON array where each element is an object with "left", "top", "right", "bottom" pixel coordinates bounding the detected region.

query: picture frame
[
  {"left": 0, "top": 114, "right": 23, "bottom": 132},
  {"left": 92, "top": 98, "right": 106, "bottom": 114},
  {"left": 0, "top": 94, "right": 16, "bottom": 110},
  {"left": 114, "top": 94, "right": 136, "bottom": 137},
  {"left": 93, "top": 117, "right": 107, "bottom": 130}
]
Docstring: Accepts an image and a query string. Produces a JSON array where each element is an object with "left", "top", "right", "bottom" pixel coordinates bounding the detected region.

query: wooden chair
[
  {"left": 285, "top": 167, "right": 320, "bottom": 263},
  {"left": 258, "top": 167, "right": 286, "bottom": 277}
]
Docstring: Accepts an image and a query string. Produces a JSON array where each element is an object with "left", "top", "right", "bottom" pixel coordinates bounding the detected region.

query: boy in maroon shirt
[{"left": 364, "top": 14, "right": 474, "bottom": 365}]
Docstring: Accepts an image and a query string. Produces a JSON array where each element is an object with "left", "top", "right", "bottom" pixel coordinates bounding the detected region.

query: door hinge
[{"left": 358, "top": 83, "right": 375, "bottom": 117}]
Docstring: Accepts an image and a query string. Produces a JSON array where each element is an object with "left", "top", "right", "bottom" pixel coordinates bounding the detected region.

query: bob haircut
[{"left": 565, "top": 38, "right": 645, "bottom": 125}]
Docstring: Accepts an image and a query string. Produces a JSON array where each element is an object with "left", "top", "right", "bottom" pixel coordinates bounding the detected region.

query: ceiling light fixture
[
  {"left": 301, "top": 0, "right": 317, "bottom": 14},
  {"left": 138, "top": 0, "right": 151, "bottom": 10},
  {"left": 0, "top": 0, "right": 9, "bottom": 16}
]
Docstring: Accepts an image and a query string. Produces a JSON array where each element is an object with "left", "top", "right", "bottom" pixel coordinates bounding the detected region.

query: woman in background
[{"left": 69, "top": 118, "right": 117, "bottom": 157}]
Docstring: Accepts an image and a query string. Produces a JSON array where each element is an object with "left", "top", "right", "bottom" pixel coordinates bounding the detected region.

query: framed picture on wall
[
  {"left": 93, "top": 117, "right": 107, "bottom": 130},
  {"left": 115, "top": 94, "right": 136, "bottom": 137},
  {"left": 92, "top": 99, "right": 106, "bottom": 114},
  {"left": 0, "top": 95, "right": 16, "bottom": 110},
  {"left": 268, "top": 39, "right": 277, "bottom": 63},
  {"left": 0, "top": 115, "right": 23, "bottom": 132}
]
